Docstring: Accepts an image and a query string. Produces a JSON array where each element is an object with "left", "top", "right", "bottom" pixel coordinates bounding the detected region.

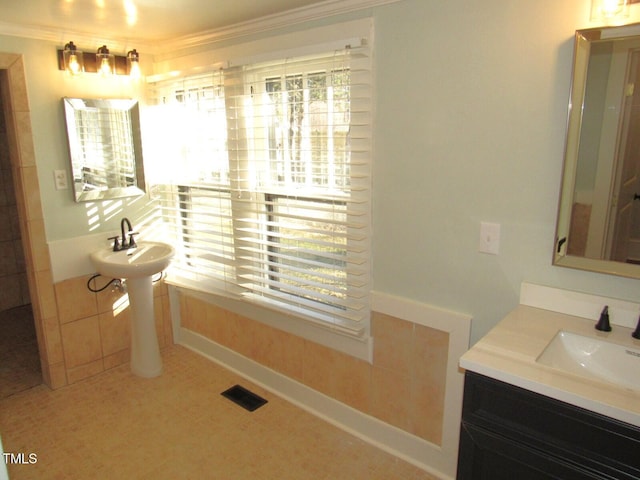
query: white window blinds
[{"left": 148, "top": 42, "right": 372, "bottom": 336}]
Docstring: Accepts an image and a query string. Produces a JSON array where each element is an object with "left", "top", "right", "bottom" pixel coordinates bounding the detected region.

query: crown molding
[
  {"left": 0, "top": 21, "right": 143, "bottom": 54},
  {"left": 0, "top": 0, "right": 401, "bottom": 54},
  {"left": 156, "top": 0, "right": 401, "bottom": 52}
]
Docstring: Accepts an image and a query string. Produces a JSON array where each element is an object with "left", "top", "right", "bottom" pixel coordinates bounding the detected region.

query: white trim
[
  {"left": 178, "top": 328, "right": 452, "bottom": 480},
  {"left": 0, "top": 0, "right": 400, "bottom": 54},
  {"left": 371, "top": 291, "right": 471, "bottom": 479},
  {"left": 520, "top": 282, "right": 639, "bottom": 329}
]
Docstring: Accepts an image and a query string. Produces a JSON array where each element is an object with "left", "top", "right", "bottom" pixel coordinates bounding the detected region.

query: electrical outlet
[
  {"left": 54, "top": 169, "right": 68, "bottom": 190},
  {"left": 479, "top": 222, "right": 500, "bottom": 255}
]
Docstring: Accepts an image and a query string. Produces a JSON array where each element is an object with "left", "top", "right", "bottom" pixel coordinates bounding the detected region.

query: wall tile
[
  {"left": 66, "top": 359, "right": 104, "bottom": 384},
  {"left": 162, "top": 295, "right": 172, "bottom": 346},
  {"left": 303, "top": 340, "right": 340, "bottom": 397},
  {"left": 34, "top": 269, "right": 57, "bottom": 319},
  {"left": 96, "top": 281, "right": 127, "bottom": 314},
  {"left": 371, "top": 311, "right": 413, "bottom": 375},
  {"left": 267, "top": 328, "right": 305, "bottom": 383},
  {"left": 60, "top": 315, "right": 102, "bottom": 369},
  {"left": 0, "top": 273, "right": 22, "bottom": 310},
  {"left": 371, "top": 366, "right": 411, "bottom": 433},
  {"left": 99, "top": 309, "right": 131, "bottom": 357},
  {"left": 154, "top": 295, "right": 165, "bottom": 348},
  {"left": 103, "top": 349, "right": 129, "bottom": 370},
  {"left": 46, "top": 362, "right": 68, "bottom": 389},
  {"left": 13, "top": 112, "right": 35, "bottom": 165},
  {"left": 181, "top": 295, "right": 207, "bottom": 334},
  {"left": 205, "top": 301, "right": 234, "bottom": 346},
  {"left": 42, "top": 314, "right": 64, "bottom": 365},
  {"left": 177, "top": 293, "right": 451, "bottom": 445},
  {"left": 332, "top": 352, "right": 371, "bottom": 413},
  {"left": 6, "top": 58, "right": 29, "bottom": 112},
  {"left": 16, "top": 166, "right": 42, "bottom": 221},
  {"left": 1, "top": 56, "right": 58, "bottom": 392},
  {"left": 26, "top": 219, "right": 50, "bottom": 272},
  {"left": 55, "top": 276, "right": 98, "bottom": 323}
]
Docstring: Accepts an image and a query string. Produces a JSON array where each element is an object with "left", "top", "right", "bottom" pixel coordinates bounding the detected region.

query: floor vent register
[{"left": 221, "top": 385, "right": 268, "bottom": 412}]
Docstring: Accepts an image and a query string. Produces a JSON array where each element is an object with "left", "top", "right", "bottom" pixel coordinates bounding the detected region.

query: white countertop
[{"left": 460, "top": 305, "right": 640, "bottom": 427}]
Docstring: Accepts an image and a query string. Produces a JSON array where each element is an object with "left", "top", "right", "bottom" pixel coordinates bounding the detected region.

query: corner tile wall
[
  {"left": 179, "top": 293, "right": 449, "bottom": 446},
  {"left": 0, "top": 96, "right": 28, "bottom": 311},
  {"left": 54, "top": 276, "right": 172, "bottom": 385},
  {"left": 0, "top": 54, "right": 61, "bottom": 389}
]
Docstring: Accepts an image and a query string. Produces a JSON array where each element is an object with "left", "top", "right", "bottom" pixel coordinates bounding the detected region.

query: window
[{"left": 149, "top": 43, "right": 371, "bottom": 336}]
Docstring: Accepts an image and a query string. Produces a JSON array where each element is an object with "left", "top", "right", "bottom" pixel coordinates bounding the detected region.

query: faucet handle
[
  {"left": 108, "top": 236, "right": 120, "bottom": 252},
  {"left": 595, "top": 305, "right": 611, "bottom": 332},
  {"left": 632, "top": 316, "right": 640, "bottom": 339},
  {"left": 127, "top": 232, "right": 139, "bottom": 248}
]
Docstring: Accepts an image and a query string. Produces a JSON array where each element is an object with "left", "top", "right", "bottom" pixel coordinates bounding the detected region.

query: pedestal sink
[{"left": 90, "top": 242, "right": 174, "bottom": 378}]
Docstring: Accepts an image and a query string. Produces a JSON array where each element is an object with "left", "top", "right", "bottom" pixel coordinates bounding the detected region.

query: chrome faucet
[{"left": 108, "top": 217, "right": 138, "bottom": 251}]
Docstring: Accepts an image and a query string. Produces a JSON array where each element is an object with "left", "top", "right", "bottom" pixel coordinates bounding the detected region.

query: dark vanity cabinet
[{"left": 457, "top": 372, "right": 640, "bottom": 479}]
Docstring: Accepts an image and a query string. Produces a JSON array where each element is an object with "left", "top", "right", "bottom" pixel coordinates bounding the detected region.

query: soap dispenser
[{"left": 595, "top": 306, "right": 611, "bottom": 332}]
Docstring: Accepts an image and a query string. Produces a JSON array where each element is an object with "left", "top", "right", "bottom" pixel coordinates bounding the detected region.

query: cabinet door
[{"left": 458, "top": 422, "right": 604, "bottom": 480}]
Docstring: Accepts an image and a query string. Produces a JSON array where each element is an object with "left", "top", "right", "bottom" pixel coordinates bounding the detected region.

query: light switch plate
[
  {"left": 479, "top": 222, "right": 500, "bottom": 255},
  {"left": 54, "top": 169, "right": 68, "bottom": 190}
]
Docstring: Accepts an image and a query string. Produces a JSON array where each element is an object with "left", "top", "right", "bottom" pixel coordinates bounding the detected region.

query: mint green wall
[
  {"left": 2, "top": 0, "right": 639, "bottom": 344},
  {"left": 372, "top": 0, "right": 640, "bottom": 343}
]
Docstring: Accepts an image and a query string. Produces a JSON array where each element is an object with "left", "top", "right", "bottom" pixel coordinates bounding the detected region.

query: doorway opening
[{"left": 0, "top": 93, "right": 41, "bottom": 398}]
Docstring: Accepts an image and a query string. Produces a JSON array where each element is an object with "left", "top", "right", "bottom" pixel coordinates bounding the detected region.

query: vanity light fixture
[
  {"left": 62, "top": 41, "right": 84, "bottom": 76},
  {"left": 57, "top": 42, "right": 139, "bottom": 77},
  {"left": 591, "top": 0, "right": 629, "bottom": 21}
]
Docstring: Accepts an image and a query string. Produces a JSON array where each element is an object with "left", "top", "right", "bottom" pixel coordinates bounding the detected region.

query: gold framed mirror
[{"left": 555, "top": 23, "right": 640, "bottom": 279}]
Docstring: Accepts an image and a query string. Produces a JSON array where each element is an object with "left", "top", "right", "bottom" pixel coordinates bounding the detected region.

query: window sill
[{"left": 165, "top": 271, "right": 373, "bottom": 362}]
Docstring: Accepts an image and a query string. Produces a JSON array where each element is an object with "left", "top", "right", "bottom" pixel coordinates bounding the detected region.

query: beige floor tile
[{"left": 0, "top": 345, "right": 439, "bottom": 480}]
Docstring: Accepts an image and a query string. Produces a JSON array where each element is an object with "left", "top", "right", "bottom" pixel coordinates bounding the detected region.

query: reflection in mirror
[
  {"left": 555, "top": 23, "right": 640, "bottom": 279},
  {"left": 63, "top": 98, "right": 146, "bottom": 202}
]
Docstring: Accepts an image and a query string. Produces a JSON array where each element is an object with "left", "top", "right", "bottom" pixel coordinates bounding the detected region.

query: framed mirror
[
  {"left": 63, "top": 97, "right": 146, "bottom": 202},
  {"left": 555, "top": 23, "right": 640, "bottom": 279}
]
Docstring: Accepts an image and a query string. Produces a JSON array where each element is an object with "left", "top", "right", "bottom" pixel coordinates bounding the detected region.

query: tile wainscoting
[
  {"left": 52, "top": 275, "right": 172, "bottom": 385},
  {"left": 174, "top": 287, "right": 471, "bottom": 479}
]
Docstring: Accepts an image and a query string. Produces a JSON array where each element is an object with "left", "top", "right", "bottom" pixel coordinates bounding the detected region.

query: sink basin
[
  {"left": 537, "top": 330, "right": 640, "bottom": 392},
  {"left": 90, "top": 241, "right": 175, "bottom": 279}
]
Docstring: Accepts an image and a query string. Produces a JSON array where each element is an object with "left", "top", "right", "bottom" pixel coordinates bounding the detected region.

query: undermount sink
[
  {"left": 537, "top": 330, "right": 640, "bottom": 392},
  {"left": 90, "top": 241, "right": 174, "bottom": 279}
]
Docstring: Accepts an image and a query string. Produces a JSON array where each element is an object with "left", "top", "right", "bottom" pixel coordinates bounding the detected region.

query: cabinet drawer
[
  {"left": 459, "top": 421, "right": 604, "bottom": 480},
  {"left": 462, "top": 372, "right": 640, "bottom": 479}
]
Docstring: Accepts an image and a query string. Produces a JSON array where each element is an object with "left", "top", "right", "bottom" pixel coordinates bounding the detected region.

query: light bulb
[
  {"left": 601, "top": 0, "right": 626, "bottom": 16},
  {"left": 96, "top": 45, "right": 114, "bottom": 76},
  {"left": 68, "top": 54, "right": 81, "bottom": 75},
  {"left": 127, "top": 49, "right": 141, "bottom": 80},
  {"left": 63, "top": 41, "right": 83, "bottom": 76},
  {"left": 129, "top": 61, "right": 141, "bottom": 80},
  {"left": 591, "top": 0, "right": 629, "bottom": 20},
  {"left": 99, "top": 57, "right": 112, "bottom": 75}
]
